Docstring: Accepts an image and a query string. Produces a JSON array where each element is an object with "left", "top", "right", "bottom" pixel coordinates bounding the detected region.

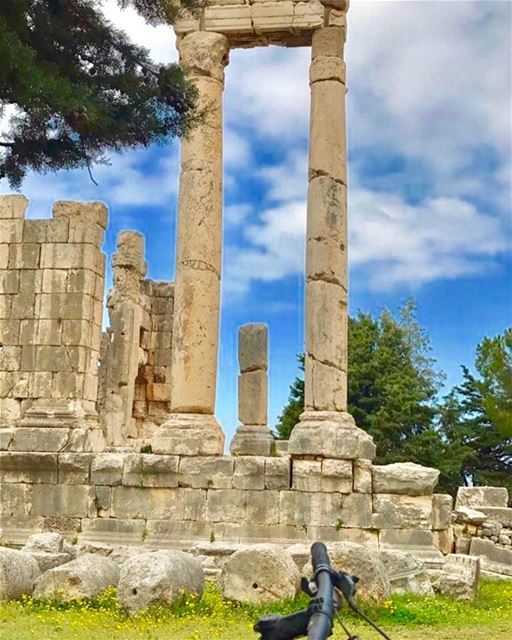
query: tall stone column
[
  {"left": 288, "top": 18, "right": 375, "bottom": 461},
  {"left": 152, "top": 32, "right": 229, "bottom": 456}
]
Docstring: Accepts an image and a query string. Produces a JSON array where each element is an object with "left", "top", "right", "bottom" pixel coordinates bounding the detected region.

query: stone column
[
  {"left": 288, "top": 18, "right": 375, "bottom": 461},
  {"left": 152, "top": 32, "right": 229, "bottom": 456},
  {"left": 101, "top": 231, "right": 146, "bottom": 447},
  {"left": 230, "top": 324, "right": 274, "bottom": 456}
]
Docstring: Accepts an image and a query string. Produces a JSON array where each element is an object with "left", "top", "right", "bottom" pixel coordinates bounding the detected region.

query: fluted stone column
[
  {"left": 288, "top": 17, "right": 375, "bottom": 461},
  {"left": 230, "top": 324, "right": 274, "bottom": 456},
  {"left": 152, "top": 32, "right": 229, "bottom": 456}
]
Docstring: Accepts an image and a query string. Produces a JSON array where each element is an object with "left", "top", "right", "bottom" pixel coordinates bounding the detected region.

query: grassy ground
[{"left": 1, "top": 580, "right": 511, "bottom": 640}]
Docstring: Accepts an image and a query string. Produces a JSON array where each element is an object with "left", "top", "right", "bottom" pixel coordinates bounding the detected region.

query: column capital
[{"left": 179, "top": 32, "right": 230, "bottom": 82}]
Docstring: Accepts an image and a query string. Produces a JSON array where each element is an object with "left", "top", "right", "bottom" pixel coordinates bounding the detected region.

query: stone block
[
  {"left": 292, "top": 459, "right": 322, "bottom": 492},
  {"left": 372, "top": 494, "right": 433, "bottom": 529},
  {"left": 179, "top": 456, "right": 233, "bottom": 489},
  {"left": 203, "top": 5, "right": 253, "bottom": 34},
  {"left": 433, "top": 527, "right": 454, "bottom": 555},
  {"left": 58, "top": 453, "right": 92, "bottom": 484},
  {"left": 0, "top": 482, "right": 33, "bottom": 518},
  {"left": 238, "top": 323, "right": 268, "bottom": 373},
  {"left": 432, "top": 494, "right": 453, "bottom": 530},
  {"left": 9, "top": 243, "right": 40, "bottom": 269},
  {"left": 0, "top": 318, "right": 20, "bottom": 345},
  {"left": 206, "top": 489, "right": 246, "bottom": 523},
  {"left": 238, "top": 370, "right": 267, "bottom": 425},
  {"left": 353, "top": 458, "right": 372, "bottom": 493},
  {"left": 79, "top": 518, "right": 146, "bottom": 545},
  {"left": 147, "top": 382, "right": 172, "bottom": 402},
  {"left": 92, "top": 485, "right": 112, "bottom": 515},
  {"left": 455, "top": 486, "right": 509, "bottom": 509},
  {"left": 40, "top": 244, "right": 101, "bottom": 274},
  {"left": 279, "top": 490, "right": 311, "bottom": 527},
  {"left": 372, "top": 463, "right": 440, "bottom": 496},
  {"left": 264, "top": 457, "right": 291, "bottom": 490},
  {"left": 122, "top": 454, "right": 143, "bottom": 486},
  {"left": 9, "top": 427, "right": 71, "bottom": 452},
  {"left": 145, "top": 519, "right": 211, "bottom": 546},
  {"left": 0, "top": 428, "right": 14, "bottom": 450},
  {"left": 233, "top": 456, "right": 265, "bottom": 490},
  {"left": 0, "top": 218, "right": 23, "bottom": 243},
  {"left": 41, "top": 268, "right": 68, "bottom": 293},
  {"left": 141, "top": 454, "right": 179, "bottom": 487},
  {"left": 0, "top": 194, "right": 28, "bottom": 219},
  {"left": 52, "top": 372, "right": 83, "bottom": 399},
  {"left": 321, "top": 458, "right": 352, "bottom": 493},
  {"left": 238, "top": 523, "right": 308, "bottom": 545},
  {"left": 0, "top": 452, "right": 58, "bottom": 483},
  {"left": 32, "top": 484, "right": 94, "bottom": 517},
  {"left": 478, "top": 507, "right": 512, "bottom": 527},
  {"left": 53, "top": 200, "right": 108, "bottom": 230},
  {"left": 245, "top": 490, "right": 280, "bottom": 524},
  {"left": 0, "top": 346, "right": 21, "bottom": 371},
  {"left": 29, "top": 371, "right": 52, "bottom": 397},
  {"left": 1, "top": 269, "right": 20, "bottom": 293},
  {"left": 90, "top": 453, "right": 125, "bottom": 485},
  {"left": 469, "top": 538, "right": 512, "bottom": 577},
  {"left": 0, "top": 397, "right": 21, "bottom": 425},
  {"left": 111, "top": 486, "right": 206, "bottom": 521},
  {"left": 310, "top": 56, "right": 346, "bottom": 85},
  {"left": 23, "top": 219, "right": 69, "bottom": 243},
  {"left": 0, "top": 293, "right": 11, "bottom": 318},
  {"left": 379, "top": 529, "right": 444, "bottom": 565},
  {"left": 434, "top": 554, "right": 480, "bottom": 599}
]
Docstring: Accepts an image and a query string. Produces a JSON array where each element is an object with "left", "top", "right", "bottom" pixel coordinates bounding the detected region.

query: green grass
[{"left": 1, "top": 580, "right": 511, "bottom": 640}]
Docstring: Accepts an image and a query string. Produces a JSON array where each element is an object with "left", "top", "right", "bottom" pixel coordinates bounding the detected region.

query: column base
[
  {"left": 151, "top": 413, "right": 225, "bottom": 456},
  {"left": 230, "top": 424, "right": 274, "bottom": 456},
  {"left": 288, "top": 411, "right": 376, "bottom": 460},
  {"left": 15, "top": 400, "right": 105, "bottom": 452}
]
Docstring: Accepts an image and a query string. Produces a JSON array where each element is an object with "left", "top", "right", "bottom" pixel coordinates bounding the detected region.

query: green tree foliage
[
  {"left": 276, "top": 300, "right": 441, "bottom": 464},
  {"left": 437, "top": 329, "right": 512, "bottom": 494},
  {"left": 0, "top": 0, "right": 198, "bottom": 188}
]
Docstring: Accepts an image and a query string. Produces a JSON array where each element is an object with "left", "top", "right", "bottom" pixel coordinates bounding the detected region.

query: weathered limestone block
[
  {"left": 117, "top": 550, "right": 204, "bottom": 614},
  {"left": 238, "top": 323, "right": 268, "bottom": 373},
  {"left": 454, "top": 506, "right": 487, "bottom": 525},
  {"left": 0, "top": 547, "right": 41, "bottom": 600},
  {"left": 455, "top": 486, "right": 509, "bottom": 509},
  {"left": 179, "top": 456, "right": 234, "bottom": 489},
  {"left": 32, "top": 484, "right": 95, "bottom": 518},
  {"left": 238, "top": 370, "right": 267, "bottom": 425},
  {"left": 24, "top": 532, "right": 64, "bottom": 554},
  {"left": 206, "top": 489, "right": 246, "bottom": 523},
  {"left": 233, "top": 456, "right": 265, "bottom": 490},
  {"left": 304, "top": 542, "right": 390, "bottom": 604},
  {"left": 292, "top": 459, "right": 322, "bottom": 492},
  {"left": 79, "top": 518, "right": 145, "bottom": 546},
  {"left": 372, "top": 463, "right": 440, "bottom": 496},
  {"left": 372, "top": 494, "right": 433, "bottom": 529},
  {"left": 433, "top": 554, "right": 480, "bottom": 600},
  {"left": 264, "top": 457, "right": 291, "bottom": 490},
  {"left": 433, "top": 528, "right": 454, "bottom": 555},
  {"left": 478, "top": 507, "right": 512, "bottom": 527},
  {"left": 379, "top": 529, "right": 444, "bottom": 565},
  {"left": 380, "top": 550, "right": 434, "bottom": 596},
  {"left": 288, "top": 411, "right": 376, "bottom": 460},
  {"left": 321, "top": 458, "right": 352, "bottom": 493},
  {"left": 0, "top": 452, "right": 58, "bottom": 484},
  {"left": 353, "top": 458, "right": 372, "bottom": 493},
  {"left": 246, "top": 490, "right": 280, "bottom": 525},
  {"left": 0, "top": 398, "right": 21, "bottom": 426},
  {"left": 220, "top": 544, "right": 299, "bottom": 603},
  {"left": 33, "top": 554, "right": 119, "bottom": 601},
  {"left": 9, "top": 426, "right": 71, "bottom": 452},
  {"left": 112, "top": 486, "right": 206, "bottom": 521},
  {"left": 469, "top": 538, "right": 512, "bottom": 578},
  {"left": 53, "top": 200, "right": 107, "bottom": 231},
  {"left": 122, "top": 454, "right": 179, "bottom": 488},
  {"left": 90, "top": 453, "right": 125, "bottom": 485},
  {"left": 145, "top": 520, "right": 212, "bottom": 546},
  {"left": 305, "top": 350, "right": 347, "bottom": 412},
  {"left": 0, "top": 194, "right": 29, "bottom": 219},
  {"left": 58, "top": 453, "right": 92, "bottom": 484},
  {"left": 152, "top": 413, "right": 225, "bottom": 456},
  {"left": 432, "top": 494, "right": 453, "bottom": 530}
]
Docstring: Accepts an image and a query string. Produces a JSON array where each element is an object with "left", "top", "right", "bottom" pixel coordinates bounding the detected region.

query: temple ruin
[{"left": 1, "top": 1, "right": 510, "bottom": 578}]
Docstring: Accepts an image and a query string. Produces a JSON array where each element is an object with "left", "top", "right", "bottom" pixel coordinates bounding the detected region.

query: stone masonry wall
[
  {"left": 0, "top": 453, "right": 449, "bottom": 568},
  {"left": 0, "top": 195, "right": 106, "bottom": 452},
  {"left": 98, "top": 230, "right": 174, "bottom": 448}
]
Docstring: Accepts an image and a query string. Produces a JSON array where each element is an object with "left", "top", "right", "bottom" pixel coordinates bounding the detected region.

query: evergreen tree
[
  {"left": 437, "top": 329, "right": 512, "bottom": 494},
  {"left": 275, "top": 300, "right": 441, "bottom": 466},
  {"left": 0, "top": 0, "right": 198, "bottom": 187}
]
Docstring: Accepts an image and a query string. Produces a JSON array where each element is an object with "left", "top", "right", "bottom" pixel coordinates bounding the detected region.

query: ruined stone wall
[
  {"left": 0, "top": 452, "right": 450, "bottom": 568},
  {"left": 0, "top": 195, "right": 106, "bottom": 452},
  {"left": 98, "top": 231, "right": 174, "bottom": 448}
]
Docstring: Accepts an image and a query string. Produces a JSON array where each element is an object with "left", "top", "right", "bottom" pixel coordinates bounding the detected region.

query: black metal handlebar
[{"left": 254, "top": 541, "right": 393, "bottom": 640}]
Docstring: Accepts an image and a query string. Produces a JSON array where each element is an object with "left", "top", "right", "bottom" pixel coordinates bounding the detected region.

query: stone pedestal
[
  {"left": 231, "top": 324, "right": 273, "bottom": 456},
  {"left": 288, "top": 24, "right": 374, "bottom": 459},
  {"left": 153, "top": 32, "right": 229, "bottom": 455}
]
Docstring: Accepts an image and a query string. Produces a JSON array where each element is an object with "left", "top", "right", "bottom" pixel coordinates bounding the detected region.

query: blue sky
[{"left": 1, "top": 1, "right": 511, "bottom": 444}]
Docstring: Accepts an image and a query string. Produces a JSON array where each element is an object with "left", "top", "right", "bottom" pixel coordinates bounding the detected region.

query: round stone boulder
[
  {"left": 220, "top": 544, "right": 300, "bottom": 604},
  {"left": 33, "top": 553, "right": 119, "bottom": 601},
  {"left": 117, "top": 550, "right": 204, "bottom": 614},
  {"left": 0, "top": 547, "right": 41, "bottom": 600},
  {"left": 303, "top": 542, "right": 390, "bottom": 604}
]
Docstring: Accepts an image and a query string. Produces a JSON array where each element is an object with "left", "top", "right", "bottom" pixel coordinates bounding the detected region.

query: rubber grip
[{"left": 311, "top": 542, "right": 330, "bottom": 573}]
